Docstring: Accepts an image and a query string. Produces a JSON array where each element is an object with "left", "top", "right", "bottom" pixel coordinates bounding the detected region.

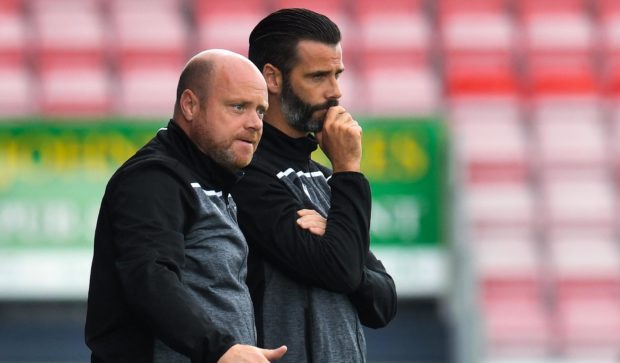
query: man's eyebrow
[
  {"left": 306, "top": 68, "right": 345, "bottom": 77},
  {"left": 306, "top": 70, "right": 331, "bottom": 77}
]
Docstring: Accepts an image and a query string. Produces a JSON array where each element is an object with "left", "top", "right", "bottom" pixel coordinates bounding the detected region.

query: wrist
[{"left": 332, "top": 162, "right": 361, "bottom": 173}]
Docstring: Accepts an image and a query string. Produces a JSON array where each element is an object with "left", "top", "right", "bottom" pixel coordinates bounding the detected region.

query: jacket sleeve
[
  {"left": 109, "top": 166, "right": 236, "bottom": 363},
  {"left": 234, "top": 170, "right": 370, "bottom": 294},
  {"left": 349, "top": 251, "right": 398, "bottom": 328}
]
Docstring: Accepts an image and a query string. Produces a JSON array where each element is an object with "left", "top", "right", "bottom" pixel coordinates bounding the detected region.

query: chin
[
  {"left": 307, "top": 120, "right": 324, "bottom": 133},
  {"left": 235, "top": 157, "right": 253, "bottom": 169}
]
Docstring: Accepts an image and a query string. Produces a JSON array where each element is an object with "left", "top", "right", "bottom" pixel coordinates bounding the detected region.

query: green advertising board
[
  {"left": 0, "top": 120, "right": 161, "bottom": 249},
  {"left": 0, "top": 118, "right": 448, "bottom": 298},
  {"left": 337, "top": 118, "right": 447, "bottom": 249}
]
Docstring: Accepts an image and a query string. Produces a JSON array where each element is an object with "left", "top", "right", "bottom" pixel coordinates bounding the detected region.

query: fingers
[
  {"left": 306, "top": 226, "right": 326, "bottom": 236},
  {"left": 325, "top": 106, "right": 362, "bottom": 140},
  {"left": 324, "top": 105, "right": 347, "bottom": 122},
  {"left": 296, "top": 209, "right": 327, "bottom": 236},
  {"left": 316, "top": 106, "right": 345, "bottom": 142},
  {"left": 218, "top": 344, "right": 287, "bottom": 363},
  {"left": 318, "top": 105, "right": 363, "bottom": 173},
  {"left": 297, "top": 221, "right": 326, "bottom": 236},
  {"left": 297, "top": 209, "right": 321, "bottom": 217},
  {"left": 324, "top": 106, "right": 357, "bottom": 130},
  {"left": 261, "top": 345, "right": 287, "bottom": 361}
]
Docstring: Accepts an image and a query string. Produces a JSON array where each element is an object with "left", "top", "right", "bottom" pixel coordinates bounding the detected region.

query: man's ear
[
  {"left": 180, "top": 89, "right": 199, "bottom": 121},
  {"left": 263, "top": 63, "right": 282, "bottom": 94}
]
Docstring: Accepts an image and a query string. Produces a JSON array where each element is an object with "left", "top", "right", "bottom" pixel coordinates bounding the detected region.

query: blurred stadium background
[{"left": 2, "top": 0, "right": 620, "bottom": 362}]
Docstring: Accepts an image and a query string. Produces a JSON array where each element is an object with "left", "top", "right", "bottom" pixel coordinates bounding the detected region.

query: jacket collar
[
  {"left": 162, "top": 119, "right": 243, "bottom": 193},
  {"left": 258, "top": 121, "right": 318, "bottom": 162}
]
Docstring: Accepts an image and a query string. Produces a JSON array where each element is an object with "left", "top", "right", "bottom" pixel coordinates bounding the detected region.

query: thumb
[{"left": 261, "top": 345, "right": 287, "bottom": 361}]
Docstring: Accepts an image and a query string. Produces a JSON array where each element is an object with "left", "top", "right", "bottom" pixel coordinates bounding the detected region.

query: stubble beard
[
  {"left": 206, "top": 146, "right": 240, "bottom": 172},
  {"left": 280, "top": 76, "right": 339, "bottom": 133},
  {"left": 193, "top": 123, "right": 244, "bottom": 172}
]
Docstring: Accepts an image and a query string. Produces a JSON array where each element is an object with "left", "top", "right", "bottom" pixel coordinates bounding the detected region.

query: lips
[{"left": 237, "top": 134, "right": 259, "bottom": 147}]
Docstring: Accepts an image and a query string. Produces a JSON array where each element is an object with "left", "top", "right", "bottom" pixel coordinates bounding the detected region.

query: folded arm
[
  {"left": 296, "top": 208, "right": 397, "bottom": 328},
  {"left": 235, "top": 171, "right": 370, "bottom": 293}
]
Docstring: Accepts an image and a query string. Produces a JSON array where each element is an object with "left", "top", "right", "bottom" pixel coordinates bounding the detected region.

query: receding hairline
[
  {"left": 175, "top": 57, "right": 212, "bottom": 110},
  {"left": 175, "top": 50, "right": 261, "bottom": 108}
]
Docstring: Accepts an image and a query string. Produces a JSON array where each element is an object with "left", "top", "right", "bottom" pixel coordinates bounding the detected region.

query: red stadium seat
[
  {"left": 466, "top": 183, "right": 536, "bottom": 235},
  {"left": 110, "top": 1, "right": 187, "bottom": 70},
  {"left": 603, "top": 56, "right": 620, "bottom": 100},
  {"left": 116, "top": 65, "right": 180, "bottom": 118},
  {"left": 29, "top": 0, "right": 110, "bottom": 117},
  {"left": 31, "top": 3, "right": 106, "bottom": 70},
  {"left": 0, "top": 63, "right": 33, "bottom": 116},
  {"left": 38, "top": 62, "right": 111, "bottom": 117},
  {"left": 443, "top": 52, "right": 523, "bottom": 167},
  {"left": 452, "top": 112, "right": 529, "bottom": 185},
  {"left": 597, "top": 0, "right": 620, "bottom": 56},
  {"left": 438, "top": 0, "right": 515, "bottom": 57},
  {"left": 540, "top": 177, "right": 616, "bottom": 233},
  {"left": 0, "top": 11, "right": 27, "bottom": 67},
  {"left": 532, "top": 108, "right": 608, "bottom": 175},
  {"left": 361, "top": 63, "right": 439, "bottom": 116},
  {"left": 194, "top": 0, "right": 266, "bottom": 57},
  {"left": 444, "top": 55, "right": 520, "bottom": 100},
  {"left": 30, "top": 0, "right": 100, "bottom": 11},
  {"left": 0, "top": 0, "right": 21, "bottom": 15},
  {"left": 518, "top": 0, "right": 595, "bottom": 56},
  {"left": 549, "top": 235, "right": 620, "bottom": 357},
  {"left": 609, "top": 107, "right": 620, "bottom": 185},
  {"left": 553, "top": 297, "right": 620, "bottom": 357},
  {"left": 548, "top": 234, "right": 620, "bottom": 292},
  {"left": 476, "top": 232, "right": 551, "bottom": 357},
  {"left": 483, "top": 298, "right": 552, "bottom": 358},
  {"left": 526, "top": 55, "right": 599, "bottom": 99},
  {"left": 107, "top": 0, "right": 179, "bottom": 12},
  {"left": 475, "top": 236, "right": 541, "bottom": 287},
  {"left": 353, "top": 0, "right": 431, "bottom": 115},
  {"left": 479, "top": 244, "right": 551, "bottom": 358},
  {"left": 354, "top": 0, "right": 429, "bottom": 69},
  {"left": 196, "top": 0, "right": 264, "bottom": 16}
]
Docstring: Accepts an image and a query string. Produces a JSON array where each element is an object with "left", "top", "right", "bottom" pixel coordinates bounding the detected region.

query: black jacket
[
  {"left": 232, "top": 122, "right": 397, "bottom": 362},
  {"left": 85, "top": 120, "right": 255, "bottom": 363}
]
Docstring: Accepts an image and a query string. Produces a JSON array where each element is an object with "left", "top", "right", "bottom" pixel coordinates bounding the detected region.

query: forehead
[
  {"left": 210, "top": 63, "right": 267, "bottom": 99},
  {"left": 293, "top": 40, "right": 343, "bottom": 71}
]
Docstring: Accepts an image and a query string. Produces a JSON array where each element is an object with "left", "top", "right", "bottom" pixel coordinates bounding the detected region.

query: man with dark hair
[
  {"left": 232, "top": 8, "right": 397, "bottom": 362},
  {"left": 85, "top": 49, "right": 287, "bottom": 363}
]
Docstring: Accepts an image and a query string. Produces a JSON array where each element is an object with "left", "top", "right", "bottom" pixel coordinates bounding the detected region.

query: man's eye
[
  {"left": 233, "top": 104, "right": 245, "bottom": 111},
  {"left": 257, "top": 109, "right": 265, "bottom": 119}
]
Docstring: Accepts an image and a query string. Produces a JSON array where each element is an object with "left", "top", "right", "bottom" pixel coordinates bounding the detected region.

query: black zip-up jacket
[
  {"left": 85, "top": 120, "right": 255, "bottom": 363},
  {"left": 232, "top": 122, "right": 397, "bottom": 362}
]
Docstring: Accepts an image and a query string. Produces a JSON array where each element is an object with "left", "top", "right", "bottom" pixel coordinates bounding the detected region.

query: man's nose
[
  {"left": 246, "top": 110, "right": 263, "bottom": 131},
  {"left": 326, "top": 77, "right": 342, "bottom": 100}
]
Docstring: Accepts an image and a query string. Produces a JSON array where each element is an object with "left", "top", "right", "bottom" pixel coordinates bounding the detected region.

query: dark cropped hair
[{"left": 248, "top": 8, "right": 341, "bottom": 76}]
